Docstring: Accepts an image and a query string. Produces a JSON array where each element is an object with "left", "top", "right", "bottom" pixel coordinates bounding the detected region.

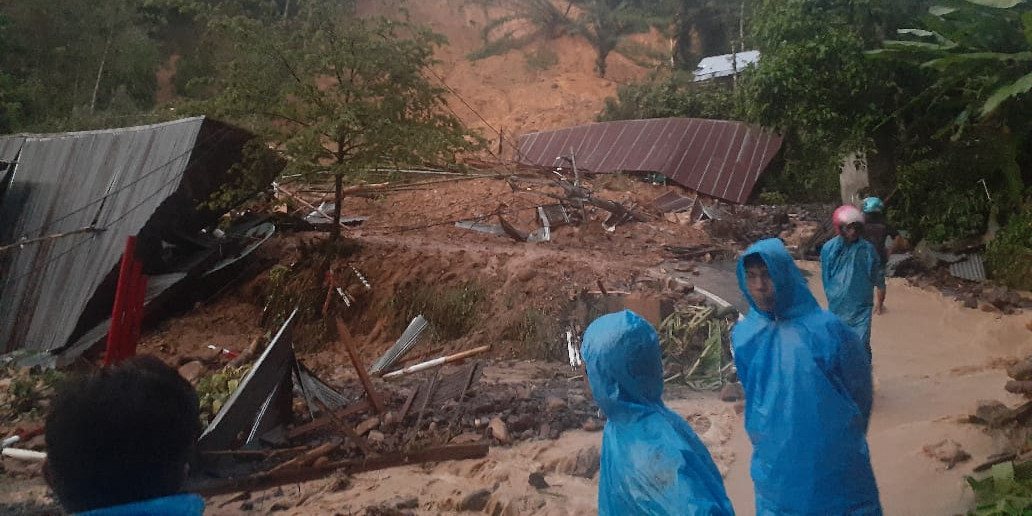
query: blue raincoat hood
[
  {"left": 731, "top": 239, "right": 881, "bottom": 515},
  {"left": 583, "top": 310, "right": 734, "bottom": 516},
  {"left": 736, "top": 238, "right": 820, "bottom": 321}
]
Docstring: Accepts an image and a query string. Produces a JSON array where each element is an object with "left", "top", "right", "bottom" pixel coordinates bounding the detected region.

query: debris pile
[
  {"left": 657, "top": 304, "right": 735, "bottom": 391},
  {"left": 184, "top": 308, "right": 601, "bottom": 498}
]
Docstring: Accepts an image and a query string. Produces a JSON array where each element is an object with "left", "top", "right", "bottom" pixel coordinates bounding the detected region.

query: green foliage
[
  {"left": 967, "top": 461, "right": 1032, "bottom": 515},
  {"left": 196, "top": 364, "right": 250, "bottom": 426},
  {"left": 892, "top": 150, "right": 995, "bottom": 243},
  {"left": 203, "top": 138, "right": 283, "bottom": 211},
  {"left": 199, "top": 2, "right": 483, "bottom": 237},
  {"left": 986, "top": 201, "right": 1032, "bottom": 290},
  {"left": 598, "top": 71, "right": 735, "bottom": 121},
  {"left": 389, "top": 280, "right": 485, "bottom": 341},
  {"left": 757, "top": 190, "right": 788, "bottom": 205},
  {"left": 501, "top": 308, "right": 560, "bottom": 360},
  {"left": 525, "top": 47, "right": 560, "bottom": 71},
  {"left": 672, "top": 0, "right": 736, "bottom": 70},
  {"left": 738, "top": 0, "right": 895, "bottom": 200},
  {"left": 0, "top": 0, "right": 165, "bottom": 131}
]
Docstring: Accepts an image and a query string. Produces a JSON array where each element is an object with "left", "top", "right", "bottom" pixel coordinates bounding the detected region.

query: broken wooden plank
[
  {"left": 267, "top": 442, "right": 339, "bottom": 475},
  {"left": 191, "top": 443, "right": 490, "bottom": 497},
  {"left": 285, "top": 399, "right": 371, "bottom": 440},
  {"left": 335, "top": 318, "right": 385, "bottom": 414},
  {"left": 398, "top": 384, "right": 420, "bottom": 421}
]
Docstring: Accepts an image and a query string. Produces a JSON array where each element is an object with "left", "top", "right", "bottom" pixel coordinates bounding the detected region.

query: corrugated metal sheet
[
  {"left": 516, "top": 118, "right": 782, "bottom": 204},
  {"left": 694, "top": 50, "right": 760, "bottom": 81},
  {"left": 0, "top": 117, "right": 247, "bottom": 354},
  {"left": 652, "top": 191, "right": 696, "bottom": 213},
  {"left": 949, "top": 254, "right": 986, "bottom": 282}
]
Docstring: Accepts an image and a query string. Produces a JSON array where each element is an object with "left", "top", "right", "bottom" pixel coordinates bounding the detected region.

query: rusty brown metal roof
[{"left": 516, "top": 118, "right": 783, "bottom": 204}]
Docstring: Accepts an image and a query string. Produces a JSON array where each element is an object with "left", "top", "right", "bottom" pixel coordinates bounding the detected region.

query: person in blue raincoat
[
  {"left": 582, "top": 309, "right": 735, "bottom": 516},
  {"left": 821, "top": 205, "right": 885, "bottom": 358},
  {"left": 733, "top": 238, "right": 880, "bottom": 515}
]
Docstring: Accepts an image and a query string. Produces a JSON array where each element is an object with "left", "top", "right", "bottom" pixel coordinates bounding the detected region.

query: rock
[
  {"left": 395, "top": 497, "right": 419, "bottom": 510},
  {"left": 1005, "top": 380, "right": 1032, "bottom": 396},
  {"left": 974, "top": 400, "right": 1012, "bottom": 426},
  {"left": 581, "top": 418, "right": 602, "bottom": 432},
  {"left": 912, "top": 240, "right": 939, "bottom": 269},
  {"left": 1007, "top": 361, "right": 1032, "bottom": 381},
  {"left": 719, "top": 382, "right": 744, "bottom": 402},
  {"left": 545, "top": 396, "right": 566, "bottom": 411},
  {"left": 489, "top": 417, "right": 510, "bottom": 444},
  {"left": 458, "top": 489, "right": 492, "bottom": 512},
  {"left": 958, "top": 295, "right": 978, "bottom": 309},
  {"left": 355, "top": 417, "right": 380, "bottom": 436},
  {"left": 177, "top": 361, "right": 206, "bottom": 383},
  {"left": 519, "top": 429, "right": 535, "bottom": 440},
  {"left": 538, "top": 423, "right": 551, "bottom": 439},
  {"left": 922, "top": 439, "right": 971, "bottom": 468},
  {"left": 569, "top": 445, "right": 601, "bottom": 478},
  {"left": 979, "top": 301, "right": 1000, "bottom": 313},
  {"left": 528, "top": 472, "right": 550, "bottom": 489},
  {"left": 367, "top": 430, "right": 385, "bottom": 443},
  {"left": 382, "top": 411, "right": 398, "bottom": 426}
]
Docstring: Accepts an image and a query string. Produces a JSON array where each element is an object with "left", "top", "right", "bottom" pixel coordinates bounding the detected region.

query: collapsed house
[
  {"left": 515, "top": 117, "right": 783, "bottom": 205},
  {"left": 0, "top": 117, "right": 278, "bottom": 364}
]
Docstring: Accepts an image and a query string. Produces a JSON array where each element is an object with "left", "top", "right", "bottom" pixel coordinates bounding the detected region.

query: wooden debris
[
  {"left": 286, "top": 399, "right": 371, "bottom": 440},
  {"left": 335, "top": 318, "right": 384, "bottom": 413},
  {"left": 489, "top": 417, "right": 509, "bottom": 444},
  {"left": 267, "top": 442, "right": 340, "bottom": 475},
  {"left": 192, "top": 443, "right": 490, "bottom": 497}
]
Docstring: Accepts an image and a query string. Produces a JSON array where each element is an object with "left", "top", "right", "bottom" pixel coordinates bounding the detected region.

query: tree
[
  {"left": 597, "top": 70, "right": 734, "bottom": 121},
  {"left": 736, "top": 0, "right": 923, "bottom": 200},
  {"left": 205, "top": 2, "right": 482, "bottom": 238},
  {"left": 872, "top": 0, "right": 1032, "bottom": 209},
  {"left": 0, "top": 0, "right": 164, "bottom": 131}
]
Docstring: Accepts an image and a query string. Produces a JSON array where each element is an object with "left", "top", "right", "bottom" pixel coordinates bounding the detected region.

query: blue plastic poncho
[
  {"left": 78, "top": 494, "right": 205, "bottom": 516},
  {"left": 733, "top": 239, "right": 880, "bottom": 516},
  {"left": 582, "top": 310, "right": 735, "bottom": 516},
  {"left": 820, "top": 235, "right": 885, "bottom": 350}
]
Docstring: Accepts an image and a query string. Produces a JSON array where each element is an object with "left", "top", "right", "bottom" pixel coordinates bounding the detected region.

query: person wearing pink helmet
[{"left": 820, "top": 205, "right": 885, "bottom": 359}]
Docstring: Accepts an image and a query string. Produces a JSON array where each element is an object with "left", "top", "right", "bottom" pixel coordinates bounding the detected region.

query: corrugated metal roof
[
  {"left": 516, "top": 118, "right": 782, "bottom": 204},
  {"left": 0, "top": 117, "right": 250, "bottom": 354},
  {"left": 694, "top": 50, "right": 760, "bottom": 81},
  {"left": 652, "top": 191, "right": 696, "bottom": 213}
]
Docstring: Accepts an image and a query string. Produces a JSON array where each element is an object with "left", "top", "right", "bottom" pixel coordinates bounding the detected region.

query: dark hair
[
  {"left": 743, "top": 253, "right": 767, "bottom": 270},
  {"left": 45, "top": 355, "right": 201, "bottom": 512}
]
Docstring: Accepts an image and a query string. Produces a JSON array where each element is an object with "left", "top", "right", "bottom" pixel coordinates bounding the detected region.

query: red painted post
[
  {"left": 104, "top": 236, "right": 137, "bottom": 366},
  {"left": 125, "top": 260, "right": 147, "bottom": 359}
]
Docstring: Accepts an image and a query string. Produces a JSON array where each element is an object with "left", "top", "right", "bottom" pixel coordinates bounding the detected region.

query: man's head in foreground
[{"left": 45, "top": 355, "right": 201, "bottom": 513}]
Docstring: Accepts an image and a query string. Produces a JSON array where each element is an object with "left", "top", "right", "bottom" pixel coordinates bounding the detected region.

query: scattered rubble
[{"left": 922, "top": 439, "right": 971, "bottom": 469}]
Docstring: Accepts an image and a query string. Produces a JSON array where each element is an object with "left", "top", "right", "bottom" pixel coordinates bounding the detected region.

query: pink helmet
[{"left": 832, "top": 205, "right": 864, "bottom": 234}]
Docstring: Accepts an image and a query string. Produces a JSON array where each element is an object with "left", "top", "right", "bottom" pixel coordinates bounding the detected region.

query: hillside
[{"left": 358, "top": 0, "right": 666, "bottom": 156}]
